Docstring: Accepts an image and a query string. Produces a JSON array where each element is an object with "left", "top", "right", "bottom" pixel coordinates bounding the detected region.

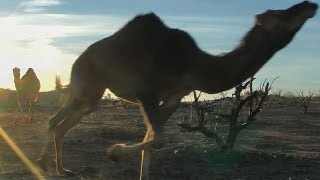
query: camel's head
[
  {"left": 256, "top": 1, "right": 317, "bottom": 32},
  {"left": 13, "top": 67, "right": 21, "bottom": 78},
  {"left": 254, "top": 1, "right": 317, "bottom": 49}
]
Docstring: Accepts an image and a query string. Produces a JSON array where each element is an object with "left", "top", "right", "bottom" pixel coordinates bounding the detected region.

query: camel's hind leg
[
  {"left": 107, "top": 95, "right": 182, "bottom": 180},
  {"left": 54, "top": 105, "right": 88, "bottom": 175},
  {"left": 37, "top": 86, "right": 105, "bottom": 175},
  {"left": 54, "top": 87, "right": 105, "bottom": 175},
  {"left": 36, "top": 100, "right": 83, "bottom": 172}
]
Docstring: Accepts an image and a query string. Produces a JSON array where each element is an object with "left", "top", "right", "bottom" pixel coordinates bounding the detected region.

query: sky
[{"left": 0, "top": 0, "right": 319, "bottom": 96}]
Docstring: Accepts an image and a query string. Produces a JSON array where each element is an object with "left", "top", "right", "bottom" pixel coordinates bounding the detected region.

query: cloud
[
  {"left": 0, "top": 13, "right": 126, "bottom": 51},
  {"left": 20, "top": 0, "right": 61, "bottom": 13}
]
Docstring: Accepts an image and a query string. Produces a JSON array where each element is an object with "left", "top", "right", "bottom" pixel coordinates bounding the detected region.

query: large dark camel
[
  {"left": 13, "top": 67, "right": 41, "bottom": 124},
  {"left": 37, "top": 1, "right": 317, "bottom": 179}
]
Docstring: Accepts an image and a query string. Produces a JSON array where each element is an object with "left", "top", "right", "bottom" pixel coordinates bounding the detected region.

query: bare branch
[{"left": 295, "top": 90, "right": 316, "bottom": 114}]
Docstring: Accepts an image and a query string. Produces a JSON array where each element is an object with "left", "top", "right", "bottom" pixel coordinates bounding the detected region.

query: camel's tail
[
  {"left": 55, "top": 76, "right": 68, "bottom": 94},
  {"left": 55, "top": 76, "right": 70, "bottom": 108}
]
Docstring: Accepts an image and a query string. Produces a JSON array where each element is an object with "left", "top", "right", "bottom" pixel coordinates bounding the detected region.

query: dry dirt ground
[{"left": 0, "top": 100, "right": 320, "bottom": 180}]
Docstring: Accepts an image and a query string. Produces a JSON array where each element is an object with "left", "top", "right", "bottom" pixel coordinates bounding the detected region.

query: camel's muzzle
[{"left": 287, "top": 1, "right": 318, "bottom": 18}]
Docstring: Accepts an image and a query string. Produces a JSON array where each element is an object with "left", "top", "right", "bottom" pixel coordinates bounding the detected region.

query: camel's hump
[
  {"left": 130, "top": 12, "right": 164, "bottom": 26},
  {"left": 114, "top": 12, "right": 168, "bottom": 37}
]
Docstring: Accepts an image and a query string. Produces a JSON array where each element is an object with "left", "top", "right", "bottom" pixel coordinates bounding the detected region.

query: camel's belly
[{"left": 108, "top": 87, "right": 139, "bottom": 103}]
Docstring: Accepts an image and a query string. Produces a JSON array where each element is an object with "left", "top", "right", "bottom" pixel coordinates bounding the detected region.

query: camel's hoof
[
  {"left": 106, "top": 144, "right": 129, "bottom": 162},
  {"left": 57, "top": 168, "right": 75, "bottom": 177}
]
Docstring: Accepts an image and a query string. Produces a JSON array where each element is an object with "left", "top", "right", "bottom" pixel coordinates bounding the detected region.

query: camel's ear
[{"left": 255, "top": 9, "right": 272, "bottom": 26}]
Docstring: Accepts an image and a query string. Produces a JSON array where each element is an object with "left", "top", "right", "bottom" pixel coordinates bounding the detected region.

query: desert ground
[{"left": 0, "top": 93, "right": 320, "bottom": 180}]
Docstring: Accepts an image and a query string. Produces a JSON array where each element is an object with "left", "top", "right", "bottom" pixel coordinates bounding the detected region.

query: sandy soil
[{"left": 0, "top": 100, "right": 319, "bottom": 180}]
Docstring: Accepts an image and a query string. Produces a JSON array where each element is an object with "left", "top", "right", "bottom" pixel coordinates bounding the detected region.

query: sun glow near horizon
[
  {"left": 0, "top": 15, "right": 74, "bottom": 91},
  {"left": 0, "top": 39, "right": 74, "bottom": 91}
]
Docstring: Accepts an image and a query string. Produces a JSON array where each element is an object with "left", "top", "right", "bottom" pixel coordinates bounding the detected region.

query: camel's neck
[
  {"left": 193, "top": 26, "right": 292, "bottom": 94},
  {"left": 14, "top": 74, "right": 22, "bottom": 90}
]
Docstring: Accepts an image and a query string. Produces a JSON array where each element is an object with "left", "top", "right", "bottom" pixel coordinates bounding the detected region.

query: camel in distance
[
  {"left": 36, "top": 1, "right": 318, "bottom": 180},
  {"left": 12, "top": 67, "right": 41, "bottom": 124}
]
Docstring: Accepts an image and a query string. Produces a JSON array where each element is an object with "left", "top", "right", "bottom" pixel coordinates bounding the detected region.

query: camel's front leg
[
  {"left": 107, "top": 124, "right": 166, "bottom": 180},
  {"left": 106, "top": 128, "right": 164, "bottom": 161},
  {"left": 14, "top": 100, "right": 22, "bottom": 124},
  {"left": 107, "top": 96, "right": 181, "bottom": 180},
  {"left": 140, "top": 128, "right": 163, "bottom": 180},
  {"left": 14, "top": 105, "right": 21, "bottom": 125}
]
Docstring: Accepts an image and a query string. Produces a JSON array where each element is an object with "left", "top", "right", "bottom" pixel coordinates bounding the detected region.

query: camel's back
[{"left": 69, "top": 13, "right": 200, "bottom": 100}]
